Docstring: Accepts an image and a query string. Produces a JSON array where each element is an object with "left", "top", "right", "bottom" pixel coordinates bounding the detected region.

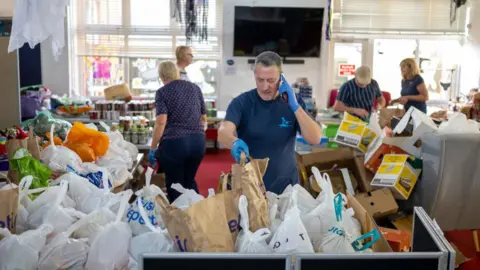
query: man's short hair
[
  {"left": 355, "top": 66, "right": 372, "bottom": 85},
  {"left": 255, "top": 51, "right": 283, "bottom": 72}
]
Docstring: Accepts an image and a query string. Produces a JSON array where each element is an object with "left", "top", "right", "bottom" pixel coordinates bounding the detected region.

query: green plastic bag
[{"left": 10, "top": 148, "right": 51, "bottom": 193}]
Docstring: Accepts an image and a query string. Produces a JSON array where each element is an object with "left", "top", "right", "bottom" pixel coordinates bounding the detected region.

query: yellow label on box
[
  {"left": 344, "top": 113, "right": 365, "bottom": 123},
  {"left": 358, "top": 128, "right": 377, "bottom": 152},
  {"left": 395, "top": 166, "right": 417, "bottom": 198},
  {"left": 383, "top": 154, "right": 409, "bottom": 164},
  {"left": 377, "top": 164, "right": 404, "bottom": 175},
  {"left": 339, "top": 122, "right": 365, "bottom": 136}
]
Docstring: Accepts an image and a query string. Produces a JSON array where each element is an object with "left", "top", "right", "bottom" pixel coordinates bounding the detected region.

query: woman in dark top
[
  {"left": 149, "top": 61, "right": 207, "bottom": 203},
  {"left": 398, "top": 58, "right": 429, "bottom": 113}
]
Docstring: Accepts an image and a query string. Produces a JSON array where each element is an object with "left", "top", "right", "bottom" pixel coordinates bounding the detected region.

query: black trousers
[{"left": 156, "top": 133, "right": 206, "bottom": 203}]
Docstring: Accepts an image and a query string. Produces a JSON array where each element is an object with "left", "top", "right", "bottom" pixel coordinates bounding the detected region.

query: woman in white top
[{"left": 175, "top": 46, "right": 193, "bottom": 81}]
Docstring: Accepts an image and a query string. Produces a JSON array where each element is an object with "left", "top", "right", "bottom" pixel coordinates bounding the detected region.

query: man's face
[
  {"left": 184, "top": 48, "right": 194, "bottom": 65},
  {"left": 354, "top": 78, "right": 369, "bottom": 88},
  {"left": 254, "top": 65, "right": 281, "bottom": 101}
]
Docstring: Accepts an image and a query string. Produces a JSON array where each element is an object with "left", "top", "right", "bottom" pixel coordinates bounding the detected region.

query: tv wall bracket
[{"left": 247, "top": 57, "right": 305, "bottom": 65}]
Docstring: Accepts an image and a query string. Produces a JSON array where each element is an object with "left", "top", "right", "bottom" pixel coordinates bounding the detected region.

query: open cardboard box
[
  {"left": 392, "top": 107, "right": 438, "bottom": 158},
  {"left": 297, "top": 148, "right": 373, "bottom": 193},
  {"left": 355, "top": 188, "right": 399, "bottom": 220},
  {"left": 364, "top": 136, "right": 409, "bottom": 174},
  {"left": 334, "top": 113, "right": 379, "bottom": 153},
  {"left": 347, "top": 192, "right": 392, "bottom": 252}
]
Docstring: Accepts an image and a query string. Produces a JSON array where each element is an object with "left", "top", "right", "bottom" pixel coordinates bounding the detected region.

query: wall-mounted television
[{"left": 233, "top": 6, "right": 324, "bottom": 58}]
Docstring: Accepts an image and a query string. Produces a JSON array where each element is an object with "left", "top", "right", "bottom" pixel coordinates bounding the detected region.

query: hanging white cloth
[{"left": 8, "top": 0, "right": 70, "bottom": 61}]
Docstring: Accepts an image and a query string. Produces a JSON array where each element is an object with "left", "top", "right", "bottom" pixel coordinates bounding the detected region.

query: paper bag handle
[
  {"left": 28, "top": 126, "right": 34, "bottom": 138},
  {"left": 0, "top": 173, "right": 13, "bottom": 186},
  {"left": 221, "top": 173, "right": 228, "bottom": 192}
]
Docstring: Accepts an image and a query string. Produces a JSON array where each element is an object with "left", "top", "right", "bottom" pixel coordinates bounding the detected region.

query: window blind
[
  {"left": 72, "top": 0, "right": 222, "bottom": 59},
  {"left": 332, "top": 0, "right": 467, "bottom": 34}
]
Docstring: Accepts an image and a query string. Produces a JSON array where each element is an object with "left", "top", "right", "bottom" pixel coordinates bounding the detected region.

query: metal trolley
[{"left": 140, "top": 207, "right": 455, "bottom": 270}]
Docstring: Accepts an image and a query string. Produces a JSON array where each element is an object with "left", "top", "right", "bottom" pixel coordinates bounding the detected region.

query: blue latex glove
[
  {"left": 278, "top": 74, "right": 300, "bottom": 112},
  {"left": 231, "top": 138, "right": 250, "bottom": 163},
  {"left": 149, "top": 149, "right": 157, "bottom": 167}
]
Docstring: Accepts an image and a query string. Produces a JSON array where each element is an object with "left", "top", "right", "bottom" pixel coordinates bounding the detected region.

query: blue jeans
[{"left": 156, "top": 133, "right": 206, "bottom": 203}]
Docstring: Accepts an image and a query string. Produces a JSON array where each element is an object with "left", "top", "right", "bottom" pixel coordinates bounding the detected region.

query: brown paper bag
[
  {"left": 231, "top": 154, "right": 270, "bottom": 232},
  {"left": 157, "top": 192, "right": 235, "bottom": 252},
  {"left": 0, "top": 174, "right": 19, "bottom": 234},
  {"left": 218, "top": 173, "right": 242, "bottom": 243},
  {"left": 5, "top": 127, "right": 42, "bottom": 184}
]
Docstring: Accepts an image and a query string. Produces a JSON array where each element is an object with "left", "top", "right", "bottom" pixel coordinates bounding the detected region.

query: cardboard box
[
  {"left": 389, "top": 214, "right": 413, "bottom": 233},
  {"left": 151, "top": 173, "right": 166, "bottom": 188},
  {"left": 370, "top": 154, "right": 421, "bottom": 200},
  {"left": 355, "top": 188, "right": 399, "bottom": 220},
  {"left": 346, "top": 192, "right": 392, "bottom": 252},
  {"left": 296, "top": 148, "right": 370, "bottom": 193},
  {"left": 392, "top": 107, "right": 438, "bottom": 158},
  {"left": 379, "top": 227, "right": 411, "bottom": 252},
  {"left": 334, "top": 113, "right": 378, "bottom": 153},
  {"left": 364, "top": 137, "right": 409, "bottom": 174},
  {"left": 309, "top": 167, "right": 358, "bottom": 196}
]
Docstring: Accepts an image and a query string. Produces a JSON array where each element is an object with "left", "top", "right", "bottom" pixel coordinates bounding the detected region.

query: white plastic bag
[
  {"left": 126, "top": 168, "right": 166, "bottom": 234},
  {"left": 38, "top": 213, "right": 93, "bottom": 270},
  {"left": 68, "top": 162, "right": 113, "bottom": 189},
  {"left": 16, "top": 176, "right": 33, "bottom": 233},
  {"left": 72, "top": 207, "right": 116, "bottom": 241},
  {"left": 85, "top": 190, "right": 133, "bottom": 270},
  {"left": 235, "top": 195, "right": 272, "bottom": 253},
  {"left": 27, "top": 180, "right": 76, "bottom": 234},
  {"left": 129, "top": 197, "right": 176, "bottom": 263},
  {"left": 57, "top": 172, "right": 119, "bottom": 214},
  {"left": 278, "top": 184, "right": 318, "bottom": 220},
  {"left": 96, "top": 157, "right": 133, "bottom": 188},
  {"left": 171, "top": 183, "right": 204, "bottom": 209},
  {"left": 269, "top": 189, "right": 314, "bottom": 253},
  {"left": 0, "top": 224, "right": 53, "bottom": 270},
  {"left": 41, "top": 124, "right": 83, "bottom": 173},
  {"left": 438, "top": 112, "right": 480, "bottom": 134}
]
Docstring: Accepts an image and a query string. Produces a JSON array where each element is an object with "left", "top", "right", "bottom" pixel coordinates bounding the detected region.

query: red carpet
[
  {"left": 196, "top": 150, "right": 233, "bottom": 197},
  {"left": 445, "top": 230, "right": 480, "bottom": 270}
]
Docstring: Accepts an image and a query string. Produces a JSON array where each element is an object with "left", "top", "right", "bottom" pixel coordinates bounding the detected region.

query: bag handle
[
  {"left": 351, "top": 229, "right": 380, "bottom": 251},
  {"left": 0, "top": 173, "right": 13, "bottom": 187},
  {"left": 208, "top": 188, "right": 215, "bottom": 197},
  {"left": 115, "top": 189, "right": 133, "bottom": 222},
  {"left": 137, "top": 197, "right": 160, "bottom": 233},
  {"left": 64, "top": 208, "right": 103, "bottom": 237},
  {"left": 28, "top": 126, "right": 34, "bottom": 138},
  {"left": 221, "top": 172, "right": 228, "bottom": 192},
  {"left": 333, "top": 193, "right": 343, "bottom": 222},
  {"left": 145, "top": 167, "right": 153, "bottom": 187},
  {"left": 49, "top": 124, "right": 56, "bottom": 149},
  {"left": 18, "top": 175, "right": 33, "bottom": 201},
  {"left": 52, "top": 180, "right": 68, "bottom": 209},
  {"left": 171, "top": 183, "right": 187, "bottom": 195}
]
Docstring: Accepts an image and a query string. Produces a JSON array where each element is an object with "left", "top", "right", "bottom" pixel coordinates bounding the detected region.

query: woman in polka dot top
[{"left": 149, "top": 61, "right": 207, "bottom": 203}]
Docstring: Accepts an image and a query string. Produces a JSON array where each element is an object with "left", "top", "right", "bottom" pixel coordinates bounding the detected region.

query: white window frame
[{"left": 68, "top": 0, "right": 222, "bottom": 98}]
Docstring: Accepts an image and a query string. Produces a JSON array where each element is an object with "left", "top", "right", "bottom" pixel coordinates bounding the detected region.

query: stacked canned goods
[
  {"left": 127, "top": 100, "right": 155, "bottom": 121},
  {"left": 90, "top": 100, "right": 126, "bottom": 121},
  {"left": 118, "top": 115, "right": 150, "bottom": 145}
]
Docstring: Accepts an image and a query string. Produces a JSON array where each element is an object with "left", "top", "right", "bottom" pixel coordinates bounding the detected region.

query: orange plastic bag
[
  {"left": 63, "top": 141, "right": 96, "bottom": 162},
  {"left": 66, "top": 122, "right": 109, "bottom": 159}
]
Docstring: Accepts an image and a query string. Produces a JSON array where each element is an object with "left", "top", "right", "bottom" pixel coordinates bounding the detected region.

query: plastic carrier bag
[
  {"left": 16, "top": 176, "right": 34, "bottom": 233},
  {"left": 269, "top": 189, "right": 314, "bottom": 253},
  {"left": 125, "top": 167, "right": 167, "bottom": 234},
  {"left": 65, "top": 122, "right": 110, "bottom": 161},
  {"left": 85, "top": 190, "right": 133, "bottom": 270},
  {"left": 38, "top": 214, "right": 93, "bottom": 270},
  {"left": 9, "top": 148, "right": 52, "bottom": 193},
  {"left": 27, "top": 180, "right": 77, "bottom": 235},
  {"left": 0, "top": 224, "right": 53, "bottom": 270},
  {"left": 41, "top": 124, "right": 83, "bottom": 173},
  {"left": 235, "top": 195, "right": 272, "bottom": 253},
  {"left": 67, "top": 162, "right": 113, "bottom": 189},
  {"left": 171, "top": 183, "right": 205, "bottom": 209},
  {"left": 277, "top": 184, "right": 318, "bottom": 220},
  {"left": 130, "top": 196, "right": 176, "bottom": 264}
]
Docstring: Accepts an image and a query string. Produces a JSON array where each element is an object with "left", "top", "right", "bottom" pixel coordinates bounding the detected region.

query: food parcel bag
[
  {"left": 0, "top": 174, "right": 19, "bottom": 233},
  {"left": 231, "top": 154, "right": 270, "bottom": 232},
  {"left": 268, "top": 188, "right": 314, "bottom": 253},
  {"left": 6, "top": 127, "right": 42, "bottom": 183},
  {"left": 217, "top": 173, "right": 242, "bottom": 242},
  {"left": 9, "top": 148, "right": 52, "bottom": 193},
  {"left": 65, "top": 122, "right": 110, "bottom": 161},
  {"left": 41, "top": 124, "right": 83, "bottom": 173},
  {"left": 157, "top": 192, "right": 235, "bottom": 252},
  {"left": 235, "top": 195, "right": 272, "bottom": 253}
]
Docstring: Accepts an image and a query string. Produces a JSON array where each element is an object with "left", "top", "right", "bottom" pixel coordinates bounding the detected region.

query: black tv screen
[{"left": 233, "top": 6, "right": 324, "bottom": 57}]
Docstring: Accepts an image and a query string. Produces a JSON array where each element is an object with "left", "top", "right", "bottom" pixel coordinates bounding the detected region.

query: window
[
  {"left": 333, "top": 42, "right": 363, "bottom": 88},
  {"left": 69, "top": 0, "right": 222, "bottom": 97},
  {"left": 373, "top": 39, "right": 417, "bottom": 99},
  {"left": 418, "top": 40, "right": 461, "bottom": 99},
  {"left": 333, "top": 0, "right": 467, "bottom": 35}
]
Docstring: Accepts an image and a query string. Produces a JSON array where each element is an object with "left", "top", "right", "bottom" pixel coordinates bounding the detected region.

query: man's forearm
[
  {"left": 150, "top": 124, "right": 166, "bottom": 150},
  {"left": 333, "top": 101, "right": 356, "bottom": 114},
  {"left": 295, "top": 107, "right": 322, "bottom": 145}
]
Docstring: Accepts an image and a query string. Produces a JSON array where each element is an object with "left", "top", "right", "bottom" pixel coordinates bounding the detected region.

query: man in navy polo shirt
[
  {"left": 333, "top": 66, "right": 385, "bottom": 120},
  {"left": 218, "top": 51, "right": 322, "bottom": 194}
]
